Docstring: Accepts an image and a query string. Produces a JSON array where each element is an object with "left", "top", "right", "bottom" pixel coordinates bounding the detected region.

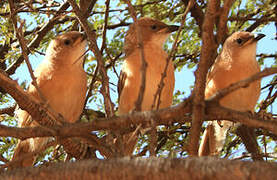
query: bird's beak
[
  {"left": 254, "top": 33, "right": 265, "bottom": 41},
  {"left": 167, "top": 25, "right": 179, "bottom": 33}
]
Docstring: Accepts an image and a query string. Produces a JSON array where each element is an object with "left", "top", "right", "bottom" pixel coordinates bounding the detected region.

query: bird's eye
[
  {"left": 64, "top": 39, "right": 71, "bottom": 45},
  {"left": 236, "top": 38, "right": 243, "bottom": 44},
  {"left": 151, "top": 25, "right": 157, "bottom": 30}
]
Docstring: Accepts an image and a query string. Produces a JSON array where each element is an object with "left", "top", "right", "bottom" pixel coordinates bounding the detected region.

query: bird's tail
[
  {"left": 11, "top": 137, "right": 48, "bottom": 169},
  {"left": 199, "top": 120, "right": 233, "bottom": 156},
  {"left": 11, "top": 139, "right": 36, "bottom": 168}
]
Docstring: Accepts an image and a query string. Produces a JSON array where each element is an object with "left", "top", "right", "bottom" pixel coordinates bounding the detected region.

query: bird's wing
[
  {"left": 15, "top": 87, "right": 39, "bottom": 127},
  {"left": 205, "top": 65, "right": 218, "bottom": 99},
  {"left": 117, "top": 70, "right": 127, "bottom": 103}
]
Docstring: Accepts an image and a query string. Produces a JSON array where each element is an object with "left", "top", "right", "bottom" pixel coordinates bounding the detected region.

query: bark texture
[{"left": 2, "top": 157, "right": 277, "bottom": 180}]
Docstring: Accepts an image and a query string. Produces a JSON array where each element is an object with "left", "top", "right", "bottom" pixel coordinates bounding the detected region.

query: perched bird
[
  {"left": 198, "top": 32, "right": 265, "bottom": 156},
  {"left": 117, "top": 17, "right": 178, "bottom": 155},
  {"left": 12, "top": 31, "right": 87, "bottom": 167}
]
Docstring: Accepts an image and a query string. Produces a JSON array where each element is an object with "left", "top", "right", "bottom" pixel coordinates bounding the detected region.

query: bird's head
[
  {"left": 45, "top": 31, "right": 87, "bottom": 66},
  {"left": 222, "top": 31, "right": 265, "bottom": 59},
  {"left": 124, "top": 17, "right": 179, "bottom": 56}
]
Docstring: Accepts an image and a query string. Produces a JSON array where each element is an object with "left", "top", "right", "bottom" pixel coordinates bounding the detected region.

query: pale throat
[
  {"left": 148, "top": 34, "right": 169, "bottom": 49},
  {"left": 223, "top": 44, "right": 257, "bottom": 65}
]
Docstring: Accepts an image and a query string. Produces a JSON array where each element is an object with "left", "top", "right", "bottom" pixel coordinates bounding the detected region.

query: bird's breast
[
  {"left": 119, "top": 48, "right": 174, "bottom": 113},
  {"left": 206, "top": 58, "right": 260, "bottom": 111},
  {"left": 30, "top": 66, "right": 87, "bottom": 123}
]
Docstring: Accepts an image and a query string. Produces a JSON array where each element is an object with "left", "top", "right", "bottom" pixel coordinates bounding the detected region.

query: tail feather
[
  {"left": 11, "top": 137, "right": 48, "bottom": 169},
  {"left": 199, "top": 121, "right": 233, "bottom": 156},
  {"left": 11, "top": 140, "right": 36, "bottom": 168},
  {"left": 199, "top": 123, "right": 214, "bottom": 156}
]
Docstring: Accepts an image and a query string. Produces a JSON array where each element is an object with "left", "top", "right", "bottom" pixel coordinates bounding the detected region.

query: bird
[
  {"left": 11, "top": 31, "right": 87, "bottom": 168},
  {"left": 198, "top": 32, "right": 265, "bottom": 156},
  {"left": 117, "top": 17, "right": 178, "bottom": 155}
]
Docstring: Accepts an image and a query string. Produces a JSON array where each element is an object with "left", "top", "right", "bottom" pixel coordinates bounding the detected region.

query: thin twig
[
  {"left": 0, "top": 154, "right": 8, "bottom": 163},
  {"left": 259, "top": 90, "right": 277, "bottom": 113},
  {"left": 208, "top": 67, "right": 277, "bottom": 102},
  {"left": 152, "top": 0, "right": 195, "bottom": 110},
  {"left": 100, "top": 0, "right": 110, "bottom": 54},
  {"left": 6, "top": 1, "right": 70, "bottom": 75},
  {"left": 83, "top": 64, "right": 99, "bottom": 116},
  {"left": 216, "top": 0, "right": 235, "bottom": 44},
  {"left": 9, "top": 0, "right": 71, "bottom": 126},
  {"left": 124, "top": 0, "right": 147, "bottom": 112},
  {"left": 246, "top": 12, "right": 274, "bottom": 32},
  {"left": 149, "top": 118, "right": 157, "bottom": 156},
  {"left": 257, "top": 53, "right": 277, "bottom": 59},
  {"left": 68, "top": 0, "right": 115, "bottom": 117},
  {"left": 8, "top": 0, "right": 47, "bottom": 103},
  {"left": 105, "top": 52, "right": 122, "bottom": 78}
]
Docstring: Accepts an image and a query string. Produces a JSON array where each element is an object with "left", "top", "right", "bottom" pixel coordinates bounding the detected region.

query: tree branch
[
  {"left": 68, "top": 0, "right": 115, "bottom": 117},
  {"left": 152, "top": 0, "right": 194, "bottom": 110},
  {"left": 123, "top": 0, "right": 147, "bottom": 112},
  {"left": 0, "top": 105, "right": 16, "bottom": 116},
  {"left": 216, "top": 0, "right": 235, "bottom": 43},
  {"left": 209, "top": 67, "right": 277, "bottom": 102},
  {"left": 189, "top": 0, "right": 218, "bottom": 156},
  {"left": 2, "top": 157, "right": 277, "bottom": 179},
  {"left": 0, "top": 69, "right": 91, "bottom": 159},
  {"left": 8, "top": 0, "right": 47, "bottom": 103},
  {"left": 6, "top": 1, "right": 70, "bottom": 75}
]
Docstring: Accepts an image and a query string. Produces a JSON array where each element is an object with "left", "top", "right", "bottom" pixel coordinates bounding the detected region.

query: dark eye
[
  {"left": 64, "top": 39, "right": 71, "bottom": 45},
  {"left": 236, "top": 38, "right": 243, "bottom": 44},
  {"left": 151, "top": 25, "right": 157, "bottom": 30}
]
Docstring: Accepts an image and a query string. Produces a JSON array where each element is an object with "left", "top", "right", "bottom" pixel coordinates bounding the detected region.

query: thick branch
[
  {"left": 0, "top": 105, "right": 16, "bottom": 116},
  {"left": 189, "top": 0, "right": 218, "bottom": 156},
  {"left": 236, "top": 125, "right": 263, "bottom": 161},
  {"left": 3, "top": 93, "right": 277, "bottom": 141},
  {"left": 2, "top": 157, "right": 277, "bottom": 180},
  {"left": 0, "top": 99, "right": 193, "bottom": 140},
  {"left": 206, "top": 103, "right": 277, "bottom": 135}
]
